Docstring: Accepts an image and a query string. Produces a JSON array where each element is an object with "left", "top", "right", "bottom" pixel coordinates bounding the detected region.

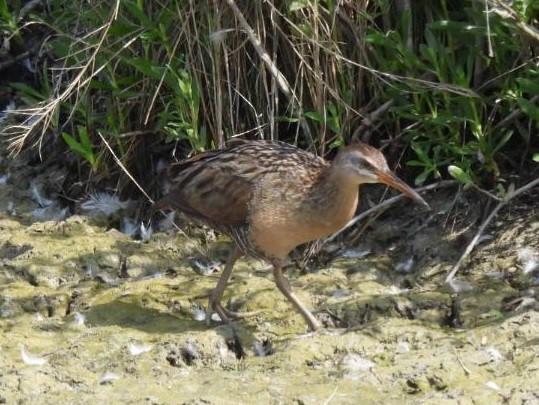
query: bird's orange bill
[{"left": 377, "top": 171, "right": 430, "bottom": 209}]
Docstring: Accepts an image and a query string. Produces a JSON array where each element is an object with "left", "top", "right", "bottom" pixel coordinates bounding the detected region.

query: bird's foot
[
  {"left": 195, "top": 290, "right": 261, "bottom": 325},
  {"left": 210, "top": 304, "right": 262, "bottom": 323}
]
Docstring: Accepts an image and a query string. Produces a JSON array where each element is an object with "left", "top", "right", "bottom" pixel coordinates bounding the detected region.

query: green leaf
[
  {"left": 123, "top": 57, "right": 165, "bottom": 81},
  {"left": 414, "top": 169, "right": 431, "bottom": 186},
  {"left": 0, "top": 0, "right": 18, "bottom": 31},
  {"left": 406, "top": 160, "right": 427, "bottom": 167},
  {"left": 410, "top": 142, "right": 431, "bottom": 164},
  {"left": 304, "top": 111, "right": 324, "bottom": 122},
  {"left": 122, "top": 0, "right": 151, "bottom": 26},
  {"left": 493, "top": 130, "right": 514, "bottom": 152},
  {"left": 78, "top": 127, "right": 93, "bottom": 151},
  {"left": 62, "top": 128, "right": 97, "bottom": 167},
  {"left": 290, "top": 0, "right": 308, "bottom": 12},
  {"left": 517, "top": 78, "right": 539, "bottom": 95},
  {"left": 276, "top": 116, "right": 299, "bottom": 123},
  {"left": 533, "top": 153, "right": 539, "bottom": 163},
  {"left": 427, "top": 20, "right": 484, "bottom": 35},
  {"left": 62, "top": 132, "right": 88, "bottom": 157},
  {"left": 10, "top": 82, "right": 47, "bottom": 102},
  {"left": 330, "top": 137, "right": 345, "bottom": 149},
  {"left": 447, "top": 165, "right": 472, "bottom": 185},
  {"left": 0, "top": 0, "right": 13, "bottom": 21},
  {"left": 517, "top": 98, "right": 539, "bottom": 122}
]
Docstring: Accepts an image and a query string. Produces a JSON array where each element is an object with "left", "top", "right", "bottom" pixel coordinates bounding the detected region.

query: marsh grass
[{"left": 0, "top": 0, "right": 537, "bottom": 198}]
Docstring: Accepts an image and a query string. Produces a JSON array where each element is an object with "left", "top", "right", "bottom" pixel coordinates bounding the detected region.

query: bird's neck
[{"left": 301, "top": 167, "right": 360, "bottom": 232}]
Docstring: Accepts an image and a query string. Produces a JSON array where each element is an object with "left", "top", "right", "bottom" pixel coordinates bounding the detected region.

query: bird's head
[{"left": 333, "top": 143, "right": 429, "bottom": 209}]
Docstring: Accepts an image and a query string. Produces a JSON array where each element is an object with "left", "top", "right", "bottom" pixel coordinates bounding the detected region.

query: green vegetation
[{"left": 1, "top": 0, "right": 538, "bottom": 195}]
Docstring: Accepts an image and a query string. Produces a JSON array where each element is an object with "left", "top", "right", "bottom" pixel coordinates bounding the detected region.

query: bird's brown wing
[{"left": 155, "top": 140, "right": 329, "bottom": 227}]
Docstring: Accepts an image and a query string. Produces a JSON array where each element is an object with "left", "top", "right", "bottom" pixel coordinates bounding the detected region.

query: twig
[
  {"left": 492, "top": 95, "right": 539, "bottom": 132},
  {"left": 325, "top": 180, "right": 456, "bottom": 244},
  {"left": 19, "top": 0, "right": 43, "bottom": 21},
  {"left": 322, "top": 385, "right": 339, "bottom": 405},
  {"left": 351, "top": 99, "right": 395, "bottom": 143},
  {"left": 484, "top": 0, "right": 494, "bottom": 57},
  {"left": 0, "top": 50, "right": 31, "bottom": 72},
  {"left": 454, "top": 348, "right": 472, "bottom": 376},
  {"left": 484, "top": 0, "right": 539, "bottom": 42},
  {"left": 118, "top": 130, "right": 155, "bottom": 138},
  {"left": 471, "top": 184, "right": 503, "bottom": 201},
  {"left": 97, "top": 131, "right": 154, "bottom": 203},
  {"left": 445, "top": 176, "right": 539, "bottom": 282}
]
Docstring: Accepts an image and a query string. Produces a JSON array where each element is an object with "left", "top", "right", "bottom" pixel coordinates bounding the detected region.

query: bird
[{"left": 154, "top": 139, "right": 429, "bottom": 331}]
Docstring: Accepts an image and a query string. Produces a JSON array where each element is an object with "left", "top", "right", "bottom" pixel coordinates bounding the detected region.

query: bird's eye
[{"left": 358, "top": 159, "right": 372, "bottom": 169}]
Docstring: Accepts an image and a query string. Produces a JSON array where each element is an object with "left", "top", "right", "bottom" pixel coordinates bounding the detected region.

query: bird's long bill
[{"left": 378, "top": 171, "right": 430, "bottom": 209}]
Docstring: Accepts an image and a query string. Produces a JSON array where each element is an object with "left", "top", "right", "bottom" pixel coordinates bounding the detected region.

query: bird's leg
[
  {"left": 272, "top": 261, "right": 321, "bottom": 331},
  {"left": 205, "top": 244, "right": 241, "bottom": 324},
  {"left": 205, "top": 245, "right": 261, "bottom": 324}
]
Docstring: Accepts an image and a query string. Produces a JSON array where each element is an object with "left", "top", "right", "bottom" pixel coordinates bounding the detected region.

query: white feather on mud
[
  {"left": 331, "top": 288, "right": 350, "bottom": 298},
  {"left": 448, "top": 278, "right": 474, "bottom": 293},
  {"left": 99, "top": 371, "right": 120, "bottom": 384},
  {"left": 74, "top": 312, "right": 86, "bottom": 325},
  {"left": 140, "top": 222, "right": 153, "bottom": 241},
  {"left": 156, "top": 211, "right": 175, "bottom": 231},
  {"left": 21, "top": 58, "right": 36, "bottom": 73},
  {"left": 341, "top": 247, "right": 371, "bottom": 259},
  {"left": 32, "top": 205, "right": 69, "bottom": 221},
  {"left": 517, "top": 247, "right": 539, "bottom": 274},
  {"left": 0, "top": 172, "right": 10, "bottom": 185},
  {"left": 81, "top": 192, "right": 127, "bottom": 217},
  {"left": 193, "top": 260, "right": 222, "bottom": 276},
  {"left": 121, "top": 217, "right": 138, "bottom": 236},
  {"left": 341, "top": 354, "right": 375, "bottom": 381},
  {"left": 485, "top": 381, "right": 501, "bottom": 391},
  {"left": 0, "top": 101, "right": 16, "bottom": 123},
  {"left": 395, "top": 257, "right": 414, "bottom": 273},
  {"left": 29, "top": 179, "right": 54, "bottom": 207},
  {"left": 192, "top": 306, "right": 206, "bottom": 322},
  {"left": 485, "top": 346, "right": 504, "bottom": 363},
  {"left": 127, "top": 342, "right": 153, "bottom": 356},
  {"left": 22, "top": 113, "right": 40, "bottom": 127},
  {"left": 20, "top": 346, "right": 46, "bottom": 366},
  {"left": 396, "top": 341, "right": 411, "bottom": 353},
  {"left": 477, "top": 234, "right": 494, "bottom": 245}
]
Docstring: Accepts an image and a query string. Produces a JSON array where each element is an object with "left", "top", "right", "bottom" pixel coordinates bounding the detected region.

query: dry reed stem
[
  {"left": 97, "top": 131, "right": 153, "bottom": 203},
  {"left": 224, "top": 0, "right": 313, "bottom": 144}
]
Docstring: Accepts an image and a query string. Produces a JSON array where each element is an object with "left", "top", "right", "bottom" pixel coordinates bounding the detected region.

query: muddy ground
[{"left": 0, "top": 156, "right": 537, "bottom": 404}]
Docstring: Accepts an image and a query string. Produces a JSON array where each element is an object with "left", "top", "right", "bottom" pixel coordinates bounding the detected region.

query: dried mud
[{"left": 0, "top": 160, "right": 538, "bottom": 405}]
